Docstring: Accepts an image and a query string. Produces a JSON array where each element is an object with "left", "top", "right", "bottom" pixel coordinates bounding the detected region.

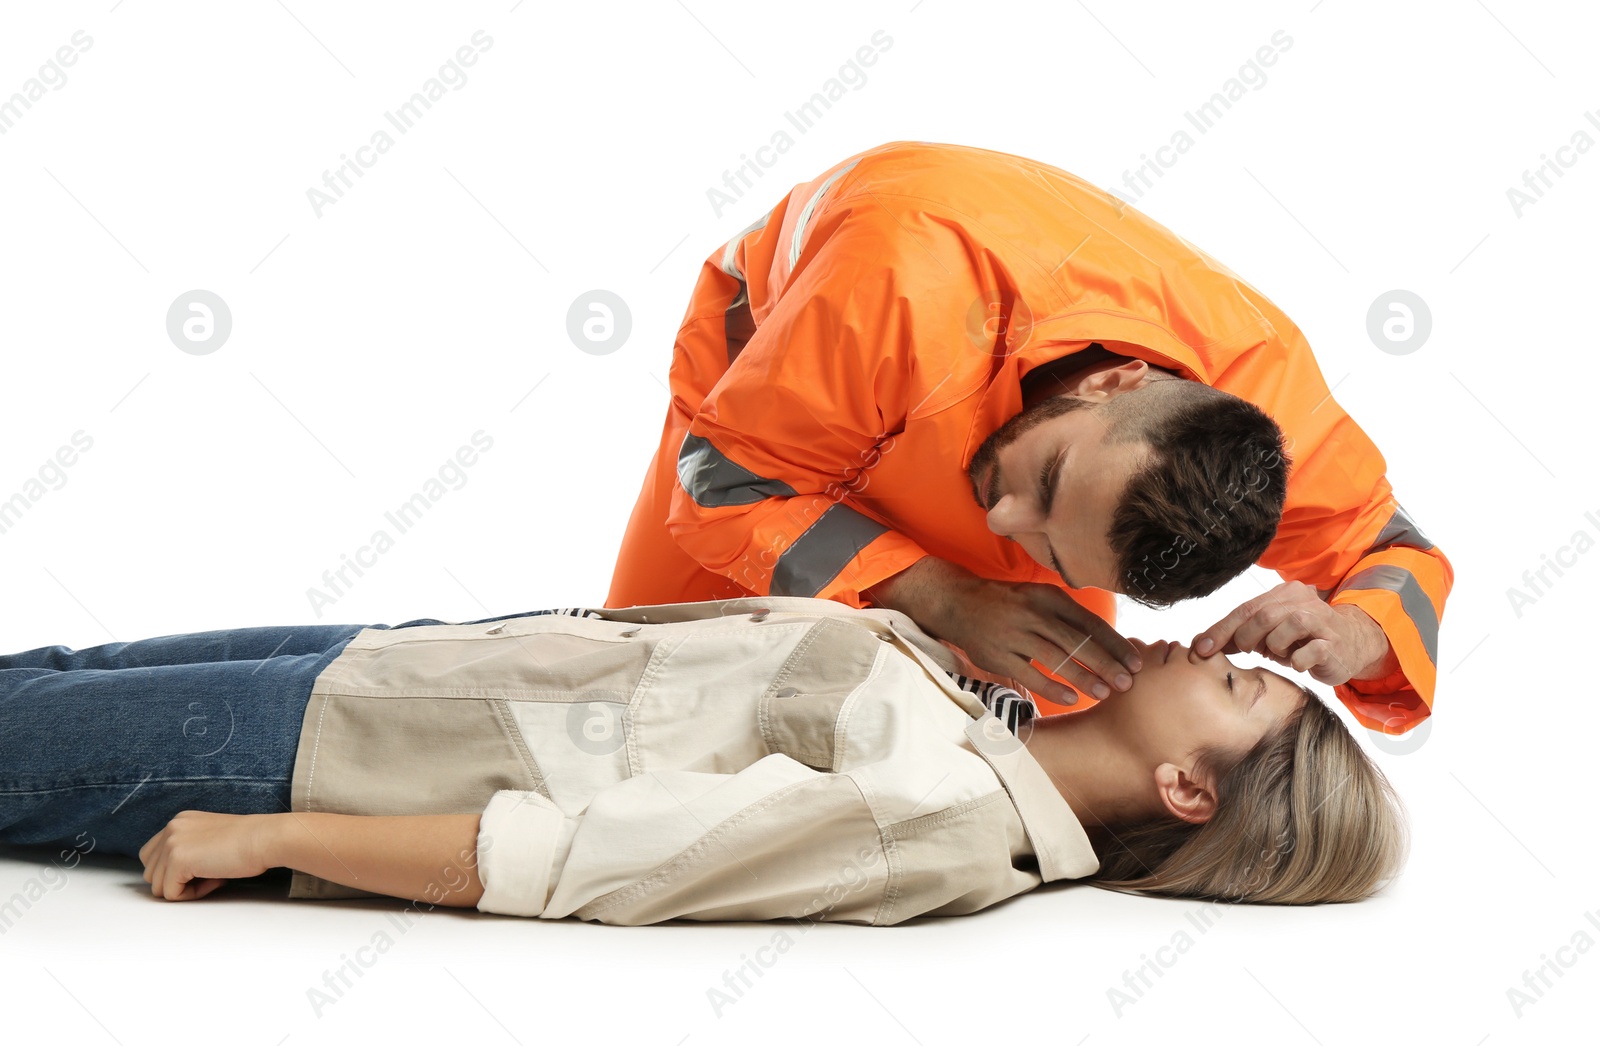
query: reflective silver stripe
[
  {"left": 788, "top": 158, "right": 862, "bottom": 271},
  {"left": 1333, "top": 564, "right": 1438, "bottom": 666},
  {"left": 771, "top": 502, "right": 888, "bottom": 597},
  {"left": 1318, "top": 502, "right": 1437, "bottom": 600},
  {"left": 1364, "top": 502, "right": 1435, "bottom": 555},
  {"left": 676, "top": 433, "right": 798, "bottom": 508},
  {"left": 721, "top": 207, "right": 774, "bottom": 308}
]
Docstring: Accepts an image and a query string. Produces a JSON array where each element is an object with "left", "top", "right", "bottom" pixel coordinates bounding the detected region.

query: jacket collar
[
  {"left": 961, "top": 714, "right": 1101, "bottom": 880},
  {"left": 883, "top": 615, "right": 1102, "bottom": 882},
  {"left": 864, "top": 607, "right": 1105, "bottom": 881}
]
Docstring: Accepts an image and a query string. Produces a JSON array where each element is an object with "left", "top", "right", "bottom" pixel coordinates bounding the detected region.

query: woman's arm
[
  {"left": 138, "top": 809, "right": 485, "bottom": 906},
  {"left": 267, "top": 812, "right": 485, "bottom": 907}
]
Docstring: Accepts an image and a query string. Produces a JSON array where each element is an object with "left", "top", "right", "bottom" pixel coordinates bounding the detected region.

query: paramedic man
[{"left": 605, "top": 140, "right": 1453, "bottom": 734}]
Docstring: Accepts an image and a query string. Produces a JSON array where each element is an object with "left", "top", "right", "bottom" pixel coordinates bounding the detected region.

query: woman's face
[{"left": 1110, "top": 637, "right": 1309, "bottom": 763}]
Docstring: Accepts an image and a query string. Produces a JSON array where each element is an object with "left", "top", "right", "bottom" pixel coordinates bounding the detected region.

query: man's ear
[
  {"left": 1067, "top": 359, "right": 1151, "bottom": 400},
  {"left": 1152, "top": 761, "right": 1218, "bottom": 825}
]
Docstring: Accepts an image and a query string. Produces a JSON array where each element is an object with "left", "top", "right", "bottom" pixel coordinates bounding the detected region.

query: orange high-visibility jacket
[{"left": 607, "top": 140, "right": 1453, "bottom": 734}]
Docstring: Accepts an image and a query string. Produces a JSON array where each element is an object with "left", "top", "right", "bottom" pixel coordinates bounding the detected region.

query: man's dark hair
[{"left": 1100, "top": 379, "right": 1290, "bottom": 608}]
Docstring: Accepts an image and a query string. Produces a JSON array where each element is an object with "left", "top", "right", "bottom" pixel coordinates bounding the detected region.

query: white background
[{"left": 1, "top": 0, "right": 1595, "bottom": 1042}]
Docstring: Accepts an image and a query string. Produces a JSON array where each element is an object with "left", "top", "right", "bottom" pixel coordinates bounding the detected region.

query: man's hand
[
  {"left": 1189, "top": 580, "right": 1400, "bottom": 686},
  {"left": 866, "top": 556, "right": 1143, "bottom": 705},
  {"left": 137, "top": 810, "right": 273, "bottom": 901}
]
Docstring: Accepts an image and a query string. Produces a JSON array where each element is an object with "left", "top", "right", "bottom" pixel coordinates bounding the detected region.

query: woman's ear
[{"left": 1152, "top": 761, "right": 1219, "bottom": 825}]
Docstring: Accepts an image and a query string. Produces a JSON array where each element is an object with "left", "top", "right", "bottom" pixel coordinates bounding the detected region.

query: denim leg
[
  {"left": 0, "top": 624, "right": 373, "bottom": 856},
  {"left": 0, "top": 623, "right": 382, "bottom": 673},
  {"left": 0, "top": 608, "right": 576, "bottom": 675},
  {"left": 0, "top": 608, "right": 588, "bottom": 857}
]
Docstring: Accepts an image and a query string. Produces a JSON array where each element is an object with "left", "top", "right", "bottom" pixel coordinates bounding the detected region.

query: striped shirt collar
[{"left": 943, "top": 672, "right": 1038, "bottom": 736}]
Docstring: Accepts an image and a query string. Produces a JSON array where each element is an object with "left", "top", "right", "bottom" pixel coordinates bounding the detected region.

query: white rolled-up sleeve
[
  {"left": 475, "top": 789, "right": 568, "bottom": 916},
  {"left": 473, "top": 754, "right": 890, "bottom": 925}
]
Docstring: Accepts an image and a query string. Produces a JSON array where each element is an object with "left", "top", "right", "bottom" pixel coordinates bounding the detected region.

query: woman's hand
[{"left": 137, "top": 810, "right": 275, "bottom": 901}]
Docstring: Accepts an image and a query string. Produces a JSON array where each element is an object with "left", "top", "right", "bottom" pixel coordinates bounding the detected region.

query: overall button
[
  {"left": 748, "top": 608, "right": 771, "bottom": 622},
  {"left": 619, "top": 626, "right": 642, "bottom": 637},
  {"left": 774, "top": 686, "right": 799, "bottom": 699}
]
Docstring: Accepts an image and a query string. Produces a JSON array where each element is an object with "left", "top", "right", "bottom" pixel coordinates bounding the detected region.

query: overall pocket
[{"left": 756, "top": 616, "right": 888, "bottom": 772}]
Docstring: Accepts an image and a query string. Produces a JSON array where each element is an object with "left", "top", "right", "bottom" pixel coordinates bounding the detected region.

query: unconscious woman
[{"left": 0, "top": 595, "right": 1407, "bottom": 925}]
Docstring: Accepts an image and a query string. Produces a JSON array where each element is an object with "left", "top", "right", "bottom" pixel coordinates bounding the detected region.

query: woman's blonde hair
[{"left": 1085, "top": 685, "right": 1410, "bottom": 904}]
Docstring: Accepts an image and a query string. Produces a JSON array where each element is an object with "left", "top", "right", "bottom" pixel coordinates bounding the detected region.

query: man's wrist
[
  {"left": 1336, "top": 603, "right": 1401, "bottom": 681},
  {"left": 863, "top": 555, "right": 934, "bottom": 613},
  {"left": 865, "top": 555, "right": 974, "bottom": 637}
]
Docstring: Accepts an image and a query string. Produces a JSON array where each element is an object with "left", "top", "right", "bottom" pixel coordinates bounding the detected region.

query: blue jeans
[{"left": 0, "top": 609, "right": 568, "bottom": 858}]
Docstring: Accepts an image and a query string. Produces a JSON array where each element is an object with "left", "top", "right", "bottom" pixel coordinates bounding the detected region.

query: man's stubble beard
[{"left": 966, "top": 395, "right": 1097, "bottom": 509}]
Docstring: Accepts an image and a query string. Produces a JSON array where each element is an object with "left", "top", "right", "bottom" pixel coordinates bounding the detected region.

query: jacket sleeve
[
  {"left": 473, "top": 754, "right": 894, "bottom": 925},
  {"left": 1254, "top": 392, "right": 1454, "bottom": 736},
  {"left": 664, "top": 215, "right": 940, "bottom": 609},
  {"left": 1321, "top": 485, "right": 1453, "bottom": 735}
]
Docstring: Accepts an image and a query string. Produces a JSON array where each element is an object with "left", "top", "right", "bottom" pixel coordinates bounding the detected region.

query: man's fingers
[
  {"left": 1290, "top": 639, "right": 1331, "bottom": 674},
  {"left": 1020, "top": 638, "right": 1120, "bottom": 701},
  {"left": 1041, "top": 590, "right": 1141, "bottom": 673},
  {"left": 1011, "top": 660, "right": 1078, "bottom": 706},
  {"left": 1202, "top": 594, "right": 1291, "bottom": 660},
  {"left": 1192, "top": 603, "right": 1247, "bottom": 656},
  {"left": 1072, "top": 614, "right": 1142, "bottom": 672},
  {"left": 1192, "top": 624, "right": 1229, "bottom": 656},
  {"left": 1031, "top": 627, "right": 1132, "bottom": 694},
  {"left": 1193, "top": 588, "right": 1283, "bottom": 656},
  {"left": 1264, "top": 614, "right": 1314, "bottom": 659},
  {"left": 1232, "top": 602, "right": 1297, "bottom": 659}
]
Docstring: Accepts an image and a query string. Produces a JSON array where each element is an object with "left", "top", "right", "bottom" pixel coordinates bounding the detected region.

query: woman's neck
[{"left": 1022, "top": 706, "right": 1158, "bottom": 851}]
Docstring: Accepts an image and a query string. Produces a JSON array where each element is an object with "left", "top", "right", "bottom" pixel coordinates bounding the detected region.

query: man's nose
[{"left": 985, "top": 490, "right": 1033, "bottom": 537}]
